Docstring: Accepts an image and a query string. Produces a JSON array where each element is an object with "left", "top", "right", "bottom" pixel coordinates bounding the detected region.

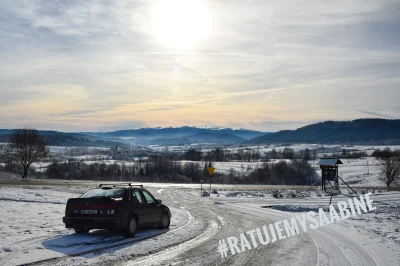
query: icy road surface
[{"left": 0, "top": 184, "right": 399, "bottom": 266}]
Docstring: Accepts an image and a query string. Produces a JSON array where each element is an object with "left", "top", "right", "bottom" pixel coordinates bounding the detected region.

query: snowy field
[
  {"left": 46, "top": 145, "right": 400, "bottom": 187},
  {"left": 1, "top": 144, "right": 395, "bottom": 187},
  {"left": 0, "top": 186, "right": 194, "bottom": 266},
  {"left": 0, "top": 156, "right": 392, "bottom": 187},
  {"left": 0, "top": 183, "right": 399, "bottom": 265},
  {"left": 181, "top": 156, "right": 388, "bottom": 187}
]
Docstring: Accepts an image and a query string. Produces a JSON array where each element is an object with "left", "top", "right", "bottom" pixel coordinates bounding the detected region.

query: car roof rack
[{"left": 99, "top": 183, "right": 143, "bottom": 188}]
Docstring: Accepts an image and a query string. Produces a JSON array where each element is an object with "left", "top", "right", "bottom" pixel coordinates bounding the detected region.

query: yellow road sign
[{"left": 208, "top": 167, "right": 216, "bottom": 176}]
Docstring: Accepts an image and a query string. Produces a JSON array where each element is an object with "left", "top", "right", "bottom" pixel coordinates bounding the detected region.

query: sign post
[
  {"left": 200, "top": 180, "right": 203, "bottom": 195},
  {"left": 208, "top": 167, "right": 216, "bottom": 196}
]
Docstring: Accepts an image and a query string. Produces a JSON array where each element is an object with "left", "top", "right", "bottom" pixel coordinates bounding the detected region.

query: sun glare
[{"left": 152, "top": 0, "right": 211, "bottom": 49}]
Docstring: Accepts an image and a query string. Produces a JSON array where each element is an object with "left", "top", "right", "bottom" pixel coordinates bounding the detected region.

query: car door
[
  {"left": 131, "top": 189, "right": 149, "bottom": 226},
  {"left": 140, "top": 190, "right": 163, "bottom": 225}
]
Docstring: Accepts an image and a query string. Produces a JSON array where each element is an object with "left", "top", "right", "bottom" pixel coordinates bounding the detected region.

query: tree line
[
  {"left": 182, "top": 147, "right": 317, "bottom": 162},
  {"left": 43, "top": 156, "right": 317, "bottom": 185}
]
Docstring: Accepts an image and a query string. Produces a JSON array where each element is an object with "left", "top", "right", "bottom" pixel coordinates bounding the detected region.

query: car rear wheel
[
  {"left": 125, "top": 217, "right": 137, "bottom": 237},
  {"left": 75, "top": 228, "right": 89, "bottom": 234},
  {"left": 160, "top": 213, "right": 170, "bottom": 229}
]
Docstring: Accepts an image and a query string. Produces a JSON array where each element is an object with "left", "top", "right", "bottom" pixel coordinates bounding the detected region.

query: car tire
[
  {"left": 160, "top": 213, "right": 170, "bottom": 229},
  {"left": 75, "top": 228, "right": 89, "bottom": 234},
  {"left": 125, "top": 217, "right": 137, "bottom": 237}
]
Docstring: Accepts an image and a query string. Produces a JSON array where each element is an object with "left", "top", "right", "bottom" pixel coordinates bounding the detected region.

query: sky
[{"left": 0, "top": 0, "right": 399, "bottom": 132}]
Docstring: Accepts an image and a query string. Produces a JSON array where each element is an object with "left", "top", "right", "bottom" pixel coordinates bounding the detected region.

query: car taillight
[{"left": 67, "top": 204, "right": 85, "bottom": 209}]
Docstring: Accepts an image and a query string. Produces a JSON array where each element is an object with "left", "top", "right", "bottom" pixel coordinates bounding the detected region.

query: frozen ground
[
  {"left": 204, "top": 188, "right": 400, "bottom": 266},
  {"left": 181, "top": 156, "right": 387, "bottom": 187},
  {"left": 0, "top": 186, "right": 195, "bottom": 266},
  {"left": 0, "top": 182, "right": 399, "bottom": 265}
]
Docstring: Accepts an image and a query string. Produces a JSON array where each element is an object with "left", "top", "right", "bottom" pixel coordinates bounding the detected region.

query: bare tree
[
  {"left": 1, "top": 128, "right": 49, "bottom": 179},
  {"left": 373, "top": 148, "right": 400, "bottom": 187},
  {"left": 380, "top": 156, "right": 400, "bottom": 187}
]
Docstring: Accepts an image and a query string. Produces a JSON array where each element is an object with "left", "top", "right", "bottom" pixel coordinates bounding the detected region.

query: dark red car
[{"left": 63, "top": 183, "right": 171, "bottom": 237}]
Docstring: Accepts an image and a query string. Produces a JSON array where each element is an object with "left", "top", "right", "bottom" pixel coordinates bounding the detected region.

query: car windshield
[{"left": 80, "top": 188, "right": 125, "bottom": 198}]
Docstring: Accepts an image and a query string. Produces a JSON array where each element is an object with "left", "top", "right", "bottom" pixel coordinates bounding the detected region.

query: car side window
[
  {"left": 132, "top": 190, "right": 143, "bottom": 203},
  {"left": 141, "top": 190, "right": 155, "bottom": 204}
]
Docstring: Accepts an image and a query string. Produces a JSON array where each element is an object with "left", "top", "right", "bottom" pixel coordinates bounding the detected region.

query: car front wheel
[{"left": 160, "top": 213, "right": 170, "bottom": 229}]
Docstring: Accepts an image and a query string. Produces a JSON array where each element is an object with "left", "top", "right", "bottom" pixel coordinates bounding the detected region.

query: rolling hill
[
  {"left": 0, "top": 127, "right": 266, "bottom": 146},
  {"left": 0, "top": 130, "right": 125, "bottom": 147},
  {"left": 248, "top": 119, "right": 400, "bottom": 145}
]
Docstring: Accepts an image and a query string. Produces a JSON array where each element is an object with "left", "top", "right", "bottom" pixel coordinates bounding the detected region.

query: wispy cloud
[
  {"left": 355, "top": 109, "right": 392, "bottom": 118},
  {"left": 0, "top": 0, "right": 399, "bottom": 132}
]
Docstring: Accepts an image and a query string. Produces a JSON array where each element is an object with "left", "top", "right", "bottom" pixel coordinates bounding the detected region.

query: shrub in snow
[
  {"left": 202, "top": 191, "right": 210, "bottom": 197},
  {"left": 272, "top": 191, "right": 279, "bottom": 198},
  {"left": 211, "top": 189, "right": 218, "bottom": 194},
  {"left": 291, "top": 191, "right": 297, "bottom": 198},
  {"left": 279, "top": 193, "right": 283, "bottom": 198}
]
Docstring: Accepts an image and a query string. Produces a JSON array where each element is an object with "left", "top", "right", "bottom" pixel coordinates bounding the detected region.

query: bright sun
[{"left": 152, "top": 0, "right": 211, "bottom": 50}]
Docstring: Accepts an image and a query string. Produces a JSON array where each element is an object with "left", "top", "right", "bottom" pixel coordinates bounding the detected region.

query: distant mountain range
[
  {"left": 0, "top": 127, "right": 266, "bottom": 147},
  {"left": 248, "top": 119, "right": 400, "bottom": 145},
  {"left": 1, "top": 119, "right": 399, "bottom": 147}
]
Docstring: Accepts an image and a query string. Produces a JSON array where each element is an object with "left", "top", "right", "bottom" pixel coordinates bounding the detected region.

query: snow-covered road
[{"left": 0, "top": 184, "right": 399, "bottom": 265}]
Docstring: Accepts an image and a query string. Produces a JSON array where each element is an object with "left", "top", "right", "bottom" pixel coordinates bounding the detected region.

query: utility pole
[{"left": 121, "top": 164, "right": 123, "bottom": 181}]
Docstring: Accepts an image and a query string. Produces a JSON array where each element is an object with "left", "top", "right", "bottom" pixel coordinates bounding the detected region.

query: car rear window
[
  {"left": 132, "top": 190, "right": 143, "bottom": 203},
  {"left": 81, "top": 188, "right": 125, "bottom": 198}
]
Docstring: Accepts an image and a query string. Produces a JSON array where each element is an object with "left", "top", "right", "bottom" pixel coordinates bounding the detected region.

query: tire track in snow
[{"left": 124, "top": 220, "right": 219, "bottom": 266}]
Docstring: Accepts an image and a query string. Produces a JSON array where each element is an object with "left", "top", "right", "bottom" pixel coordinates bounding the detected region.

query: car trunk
[{"left": 65, "top": 197, "right": 121, "bottom": 218}]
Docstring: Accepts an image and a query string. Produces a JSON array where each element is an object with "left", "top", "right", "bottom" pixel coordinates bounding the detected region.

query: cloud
[
  {"left": 0, "top": 0, "right": 399, "bottom": 131},
  {"left": 355, "top": 109, "right": 392, "bottom": 118}
]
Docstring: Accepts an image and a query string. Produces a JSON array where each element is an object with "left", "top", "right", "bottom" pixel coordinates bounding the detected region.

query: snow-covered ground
[
  {"left": 181, "top": 156, "right": 387, "bottom": 187},
  {"left": 180, "top": 159, "right": 291, "bottom": 174},
  {"left": 200, "top": 188, "right": 400, "bottom": 265},
  {"left": 0, "top": 186, "right": 194, "bottom": 266},
  {"left": 0, "top": 187, "right": 79, "bottom": 264},
  {"left": 0, "top": 183, "right": 399, "bottom": 265}
]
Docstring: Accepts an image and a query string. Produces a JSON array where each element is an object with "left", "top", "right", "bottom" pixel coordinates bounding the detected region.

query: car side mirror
[{"left": 156, "top": 199, "right": 162, "bottom": 204}]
